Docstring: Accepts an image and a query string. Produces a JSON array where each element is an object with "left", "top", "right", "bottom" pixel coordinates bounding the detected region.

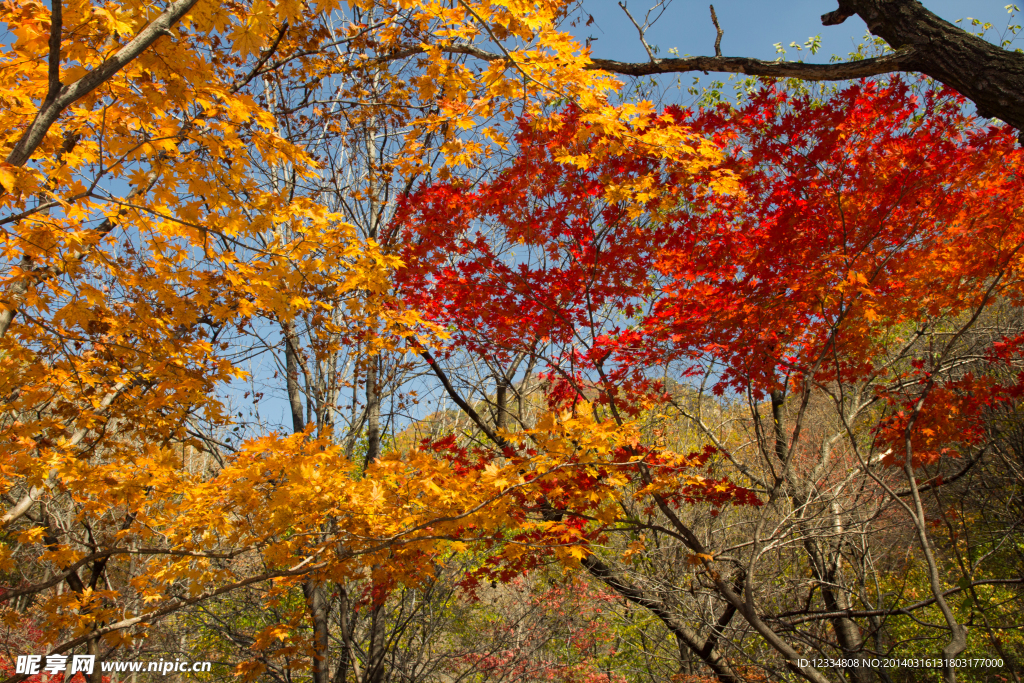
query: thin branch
[
  {"left": 410, "top": 338, "right": 511, "bottom": 451},
  {"left": 775, "top": 578, "right": 1024, "bottom": 626},
  {"left": 709, "top": 4, "right": 723, "bottom": 58},
  {"left": 618, "top": 2, "right": 655, "bottom": 62}
]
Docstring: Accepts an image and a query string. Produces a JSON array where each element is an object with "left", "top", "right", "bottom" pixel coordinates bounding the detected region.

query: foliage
[
  {"left": 1, "top": 0, "right": 1024, "bottom": 678},
  {"left": 396, "top": 77, "right": 1024, "bottom": 682}
]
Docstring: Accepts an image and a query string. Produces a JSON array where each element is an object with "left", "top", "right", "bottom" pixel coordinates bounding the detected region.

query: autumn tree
[{"left": 396, "top": 78, "right": 1024, "bottom": 683}]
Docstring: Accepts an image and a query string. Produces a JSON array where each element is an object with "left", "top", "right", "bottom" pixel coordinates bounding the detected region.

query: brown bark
[
  {"left": 333, "top": 587, "right": 355, "bottom": 683},
  {"left": 284, "top": 322, "right": 305, "bottom": 434},
  {"left": 364, "top": 601, "right": 388, "bottom": 683},
  {"left": 303, "top": 581, "right": 331, "bottom": 683},
  {"left": 87, "top": 638, "right": 102, "bottom": 683},
  {"left": 5, "top": 0, "right": 201, "bottom": 167},
  {"left": 365, "top": 356, "right": 380, "bottom": 468},
  {"left": 822, "top": 0, "right": 1024, "bottom": 133},
  {"left": 283, "top": 324, "right": 334, "bottom": 683},
  {"left": 587, "top": 50, "right": 916, "bottom": 82},
  {"left": 495, "top": 375, "right": 508, "bottom": 432},
  {"left": 804, "top": 539, "right": 874, "bottom": 683}
]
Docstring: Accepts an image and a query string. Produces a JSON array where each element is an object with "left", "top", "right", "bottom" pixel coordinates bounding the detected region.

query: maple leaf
[{"left": 230, "top": 20, "right": 267, "bottom": 59}]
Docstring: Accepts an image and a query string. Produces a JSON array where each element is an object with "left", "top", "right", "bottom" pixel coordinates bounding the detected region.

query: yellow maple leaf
[{"left": 229, "top": 20, "right": 266, "bottom": 58}]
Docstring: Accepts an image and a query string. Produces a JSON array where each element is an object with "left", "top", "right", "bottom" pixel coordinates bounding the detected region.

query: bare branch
[
  {"left": 618, "top": 2, "right": 656, "bottom": 62},
  {"left": 377, "top": 42, "right": 917, "bottom": 84},
  {"left": 709, "top": 4, "right": 723, "bottom": 58}
]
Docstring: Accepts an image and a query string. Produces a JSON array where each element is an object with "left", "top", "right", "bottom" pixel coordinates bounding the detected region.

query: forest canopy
[{"left": 0, "top": 1, "right": 1022, "bottom": 683}]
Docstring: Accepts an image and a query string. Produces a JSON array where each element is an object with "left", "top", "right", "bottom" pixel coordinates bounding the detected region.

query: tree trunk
[
  {"left": 365, "top": 356, "right": 380, "bottom": 469},
  {"left": 804, "top": 539, "right": 874, "bottom": 683},
  {"left": 333, "top": 587, "right": 354, "bottom": 683},
  {"left": 88, "top": 636, "right": 102, "bottom": 683},
  {"left": 284, "top": 322, "right": 305, "bottom": 434},
  {"left": 284, "top": 322, "right": 332, "bottom": 683},
  {"left": 304, "top": 581, "right": 331, "bottom": 683},
  {"left": 363, "top": 601, "right": 387, "bottom": 683},
  {"left": 495, "top": 375, "right": 508, "bottom": 432}
]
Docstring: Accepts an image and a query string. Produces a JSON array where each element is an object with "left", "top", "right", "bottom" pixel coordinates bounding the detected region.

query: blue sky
[{"left": 580, "top": 0, "right": 1016, "bottom": 64}]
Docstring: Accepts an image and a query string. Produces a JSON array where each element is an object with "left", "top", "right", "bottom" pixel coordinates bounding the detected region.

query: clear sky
[{"left": 582, "top": 0, "right": 1016, "bottom": 65}]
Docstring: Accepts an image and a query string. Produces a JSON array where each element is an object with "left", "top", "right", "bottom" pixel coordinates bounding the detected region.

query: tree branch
[
  {"left": 381, "top": 0, "right": 1024, "bottom": 135},
  {"left": 582, "top": 554, "right": 740, "bottom": 683},
  {"left": 588, "top": 49, "right": 917, "bottom": 80},
  {"left": 411, "top": 338, "right": 512, "bottom": 451},
  {"left": 709, "top": 4, "right": 723, "bottom": 58},
  {"left": 815, "top": 0, "right": 1024, "bottom": 132},
  {"left": 6, "top": 0, "right": 200, "bottom": 167},
  {"left": 379, "top": 42, "right": 917, "bottom": 83},
  {"left": 775, "top": 577, "right": 1024, "bottom": 626},
  {"left": 46, "top": 0, "right": 62, "bottom": 105}
]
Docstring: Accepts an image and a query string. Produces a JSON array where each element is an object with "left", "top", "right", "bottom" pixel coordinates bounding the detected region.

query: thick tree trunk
[
  {"left": 284, "top": 323, "right": 333, "bottom": 683},
  {"left": 364, "top": 601, "right": 388, "bottom": 683},
  {"left": 333, "top": 587, "right": 354, "bottom": 683},
  {"left": 88, "top": 637, "right": 102, "bottom": 683},
  {"left": 824, "top": 0, "right": 1024, "bottom": 132}
]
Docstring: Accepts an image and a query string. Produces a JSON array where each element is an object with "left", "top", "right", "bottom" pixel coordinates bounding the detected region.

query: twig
[
  {"left": 710, "top": 4, "right": 723, "bottom": 57},
  {"left": 619, "top": 2, "right": 656, "bottom": 62}
]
